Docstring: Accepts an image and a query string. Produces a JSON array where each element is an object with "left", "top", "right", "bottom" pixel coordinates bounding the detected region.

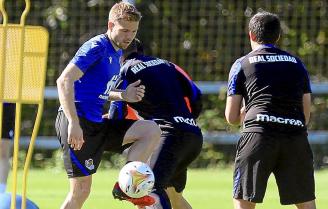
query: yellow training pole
[
  {"left": 10, "top": 0, "right": 29, "bottom": 206},
  {"left": 19, "top": 1, "right": 30, "bottom": 209}
]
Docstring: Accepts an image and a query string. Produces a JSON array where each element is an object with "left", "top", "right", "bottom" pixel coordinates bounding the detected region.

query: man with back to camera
[
  {"left": 108, "top": 39, "right": 203, "bottom": 209},
  {"left": 55, "top": 2, "right": 161, "bottom": 209},
  {"left": 0, "top": 103, "right": 15, "bottom": 193},
  {"left": 225, "top": 11, "right": 316, "bottom": 209}
]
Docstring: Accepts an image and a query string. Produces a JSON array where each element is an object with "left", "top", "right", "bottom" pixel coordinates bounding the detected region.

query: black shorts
[
  {"left": 152, "top": 129, "right": 203, "bottom": 193},
  {"left": 2, "top": 103, "right": 15, "bottom": 139},
  {"left": 55, "top": 111, "right": 136, "bottom": 178},
  {"left": 233, "top": 132, "right": 315, "bottom": 205}
]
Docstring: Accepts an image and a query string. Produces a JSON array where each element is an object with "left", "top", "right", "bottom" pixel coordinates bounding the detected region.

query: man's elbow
[
  {"left": 56, "top": 76, "right": 62, "bottom": 87},
  {"left": 56, "top": 75, "right": 73, "bottom": 92},
  {"left": 225, "top": 112, "right": 240, "bottom": 125}
]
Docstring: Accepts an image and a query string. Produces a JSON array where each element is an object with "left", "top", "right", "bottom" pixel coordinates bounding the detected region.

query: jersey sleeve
[
  {"left": 108, "top": 64, "right": 131, "bottom": 119},
  {"left": 70, "top": 40, "right": 105, "bottom": 73},
  {"left": 174, "top": 64, "right": 203, "bottom": 119},
  {"left": 299, "top": 60, "right": 312, "bottom": 94},
  {"left": 227, "top": 58, "right": 245, "bottom": 96}
]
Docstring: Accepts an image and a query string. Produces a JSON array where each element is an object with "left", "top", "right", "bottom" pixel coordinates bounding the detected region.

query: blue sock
[{"left": 154, "top": 189, "right": 171, "bottom": 209}]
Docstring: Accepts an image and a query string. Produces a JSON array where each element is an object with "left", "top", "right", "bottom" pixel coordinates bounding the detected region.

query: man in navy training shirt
[
  {"left": 225, "top": 11, "right": 316, "bottom": 209},
  {"left": 109, "top": 39, "right": 203, "bottom": 209},
  {"left": 56, "top": 3, "right": 161, "bottom": 209}
]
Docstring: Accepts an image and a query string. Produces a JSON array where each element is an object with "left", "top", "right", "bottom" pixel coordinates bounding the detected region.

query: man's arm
[
  {"left": 108, "top": 80, "right": 145, "bottom": 102},
  {"left": 173, "top": 63, "right": 203, "bottom": 118},
  {"left": 303, "top": 93, "right": 311, "bottom": 125},
  {"left": 56, "top": 63, "right": 84, "bottom": 150},
  {"left": 225, "top": 95, "right": 243, "bottom": 125}
]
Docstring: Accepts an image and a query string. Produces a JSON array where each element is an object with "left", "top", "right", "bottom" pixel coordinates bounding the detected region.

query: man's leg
[
  {"left": 111, "top": 120, "right": 160, "bottom": 206},
  {"left": 60, "top": 176, "right": 92, "bottom": 209},
  {"left": 0, "top": 103, "right": 15, "bottom": 193},
  {"left": 295, "top": 200, "right": 316, "bottom": 209},
  {"left": 56, "top": 112, "right": 103, "bottom": 209},
  {"left": 233, "top": 199, "right": 256, "bottom": 209},
  {"left": 166, "top": 187, "right": 191, "bottom": 209},
  {"left": 0, "top": 139, "right": 12, "bottom": 193},
  {"left": 123, "top": 120, "right": 161, "bottom": 162}
]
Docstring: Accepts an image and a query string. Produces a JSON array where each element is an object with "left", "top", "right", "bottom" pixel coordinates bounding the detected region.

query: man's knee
[
  {"left": 69, "top": 178, "right": 92, "bottom": 202},
  {"left": 69, "top": 187, "right": 91, "bottom": 203},
  {"left": 233, "top": 198, "right": 256, "bottom": 209},
  {"left": 140, "top": 120, "right": 161, "bottom": 140},
  {"left": 0, "top": 141, "right": 11, "bottom": 158},
  {"left": 296, "top": 200, "right": 316, "bottom": 209},
  {"left": 127, "top": 120, "right": 161, "bottom": 142}
]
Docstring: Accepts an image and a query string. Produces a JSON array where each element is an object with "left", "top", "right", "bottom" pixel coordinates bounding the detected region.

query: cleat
[{"left": 112, "top": 182, "right": 155, "bottom": 207}]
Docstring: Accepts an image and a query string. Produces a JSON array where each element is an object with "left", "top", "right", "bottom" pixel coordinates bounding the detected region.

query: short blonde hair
[{"left": 108, "top": 2, "right": 142, "bottom": 22}]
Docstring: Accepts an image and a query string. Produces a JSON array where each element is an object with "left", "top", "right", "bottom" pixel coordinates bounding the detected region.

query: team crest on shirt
[
  {"left": 85, "top": 159, "right": 95, "bottom": 170},
  {"left": 108, "top": 56, "right": 112, "bottom": 64}
]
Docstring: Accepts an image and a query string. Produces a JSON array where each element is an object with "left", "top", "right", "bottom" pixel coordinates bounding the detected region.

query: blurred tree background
[{"left": 1, "top": 0, "right": 328, "bottom": 167}]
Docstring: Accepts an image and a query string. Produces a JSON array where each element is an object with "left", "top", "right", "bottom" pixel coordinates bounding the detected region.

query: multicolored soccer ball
[{"left": 118, "top": 161, "right": 155, "bottom": 198}]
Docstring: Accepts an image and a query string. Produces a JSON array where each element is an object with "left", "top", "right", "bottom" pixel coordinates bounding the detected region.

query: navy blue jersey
[
  {"left": 70, "top": 34, "right": 122, "bottom": 122},
  {"left": 109, "top": 54, "right": 202, "bottom": 133},
  {"left": 228, "top": 45, "right": 311, "bottom": 133}
]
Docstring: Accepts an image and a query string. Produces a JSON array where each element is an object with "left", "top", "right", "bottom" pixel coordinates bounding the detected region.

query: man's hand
[
  {"left": 67, "top": 120, "right": 84, "bottom": 150},
  {"left": 102, "top": 113, "right": 109, "bottom": 119},
  {"left": 122, "top": 80, "right": 145, "bottom": 103}
]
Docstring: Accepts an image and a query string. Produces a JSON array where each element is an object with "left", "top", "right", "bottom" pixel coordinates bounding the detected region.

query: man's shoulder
[
  {"left": 230, "top": 56, "right": 247, "bottom": 72},
  {"left": 80, "top": 34, "right": 110, "bottom": 53},
  {"left": 121, "top": 55, "right": 169, "bottom": 74},
  {"left": 120, "top": 58, "right": 143, "bottom": 75}
]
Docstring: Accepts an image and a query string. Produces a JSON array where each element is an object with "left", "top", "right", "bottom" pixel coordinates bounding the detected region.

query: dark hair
[
  {"left": 121, "top": 38, "right": 144, "bottom": 63},
  {"left": 249, "top": 11, "right": 281, "bottom": 44}
]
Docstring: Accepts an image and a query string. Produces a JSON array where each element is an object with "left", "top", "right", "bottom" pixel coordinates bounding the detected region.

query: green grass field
[{"left": 7, "top": 168, "right": 328, "bottom": 209}]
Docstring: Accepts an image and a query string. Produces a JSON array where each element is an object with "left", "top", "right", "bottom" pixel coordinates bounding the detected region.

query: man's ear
[
  {"left": 275, "top": 33, "right": 281, "bottom": 44},
  {"left": 249, "top": 31, "right": 257, "bottom": 41},
  {"left": 108, "top": 21, "right": 114, "bottom": 31}
]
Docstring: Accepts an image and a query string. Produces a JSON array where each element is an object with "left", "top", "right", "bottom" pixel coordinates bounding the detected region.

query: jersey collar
[{"left": 254, "top": 44, "right": 276, "bottom": 51}]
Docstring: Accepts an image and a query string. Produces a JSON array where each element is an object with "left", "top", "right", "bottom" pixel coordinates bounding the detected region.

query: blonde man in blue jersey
[{"left": 56, "top": 2, "right": 160, "bottom": 209}]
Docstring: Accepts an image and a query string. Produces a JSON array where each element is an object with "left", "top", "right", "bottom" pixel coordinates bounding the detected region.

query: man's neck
[
  {"left": 251, "top": 40, "right": 261, "bottom": 51},
  {"left": 251, "top": 41, "right": 275, "bottom": 51},
  {"left": 106, "top": 31, "right": 120, "bottom": 51}
]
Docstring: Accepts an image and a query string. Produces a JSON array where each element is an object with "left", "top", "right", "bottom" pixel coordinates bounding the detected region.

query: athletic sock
[{"left": 152, "top": 189, "right": 172, "bottom": 209}]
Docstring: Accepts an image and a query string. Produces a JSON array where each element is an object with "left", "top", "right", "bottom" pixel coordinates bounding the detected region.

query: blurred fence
[
  {"left": 2, "top": 0, "right": 328, "bottom": 83},
  {"left": 1, "top": 1, "right": 328, "bottom": 139},
  {"left": 2, "top": 0, "right": 327, "bottom": 168}
]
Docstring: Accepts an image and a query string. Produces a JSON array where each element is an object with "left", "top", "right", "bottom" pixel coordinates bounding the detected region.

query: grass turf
[{"left": 6, "top": 168, "right": 328, "bottom": 209}]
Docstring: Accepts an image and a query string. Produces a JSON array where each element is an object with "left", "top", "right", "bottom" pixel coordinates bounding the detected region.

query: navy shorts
[
  {"left": 152, "top": 129, "right": 203, "bottom": 193},
  {"left": 1, "top": 103, "right": 15, "bottom": 139},
  {"left": 55, "top": 110, "right": 136, "bottom": 178},
  {"left": 233, "top": 132, "right": 315, "bottom": 204}
]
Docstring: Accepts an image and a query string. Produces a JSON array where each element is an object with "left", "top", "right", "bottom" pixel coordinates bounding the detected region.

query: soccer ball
[{"left": 118, "top": 161, "right": 155, "bottom": 198}]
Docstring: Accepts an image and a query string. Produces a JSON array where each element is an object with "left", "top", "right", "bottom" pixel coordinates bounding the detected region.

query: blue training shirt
[{"left": 70, "top": 34, "right": 122, "bottom": 122}]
